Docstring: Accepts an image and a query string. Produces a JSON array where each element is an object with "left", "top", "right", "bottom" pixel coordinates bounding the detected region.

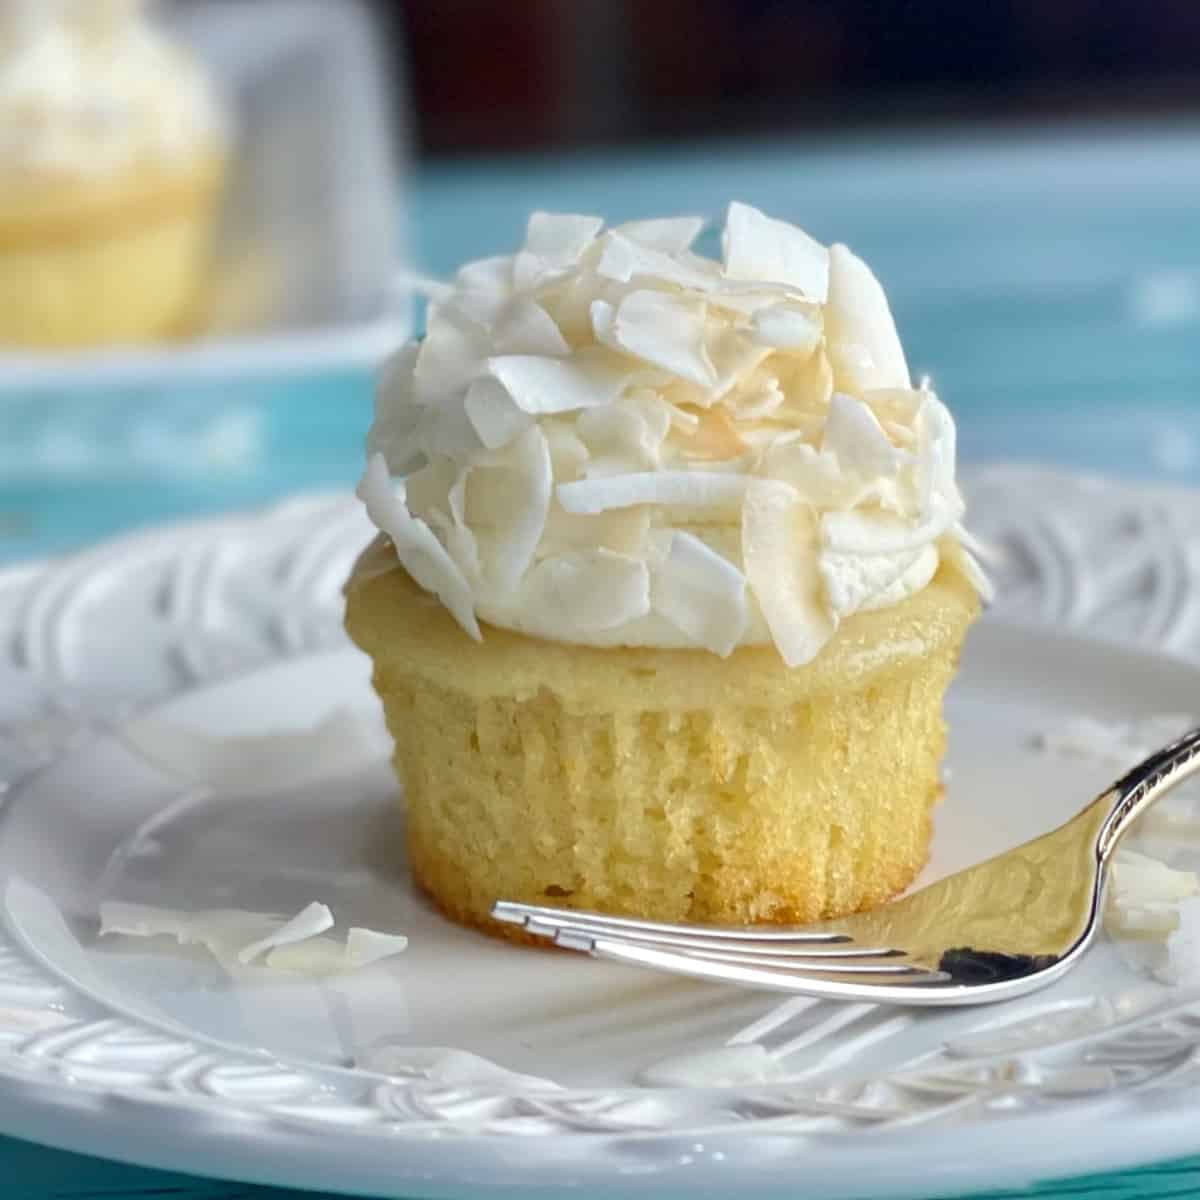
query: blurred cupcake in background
[{"left": 0, "top": 0, "right": 229, "bottom": 348}]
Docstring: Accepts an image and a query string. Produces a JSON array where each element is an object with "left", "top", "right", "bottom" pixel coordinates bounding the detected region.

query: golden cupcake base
[
  {"left": 345, "top": 535, "right": 980, "bottom": 939},
  {"left": 0, "top": 157, "right": 225, "bottom": 349}
]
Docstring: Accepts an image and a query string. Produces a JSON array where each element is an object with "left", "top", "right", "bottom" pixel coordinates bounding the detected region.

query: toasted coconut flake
[
  {"left": 596, "top": 231, "right": 718, "bottom": 291},
  {"left": 664, "top": 400, "right": 702, "bottom": 433},
  {"left": 558, "top": 471, "right": 748, "bottom": 515},
  {"left": 367, "top": 343, "right": 425, "bottom": 474},
  {"left": 491, "top": 298, "right": 569, "bottom": 356},
  {"left": 825, "top": 243, "right": 910, "bottom": 392},
  {"left": 651, "top": 532, "right": 748, "bottom": 655},
  {"left": 540, "top": 504, "right": 650, "bottom": 558},
  {"left": 706, "top": 325, "right": 773, "bottom": 401},
  {"left": 742, "top": 479, "right": 835, "bottom": 666},
  {"left": 521, "top": 550, "right": 650, "bottom": 631},
  {"left": 357, "top": 454, "right": 481, "bottom": 639},
  {"left": 415, "top": 392, "right": 484, "bottom": 459},
  {"left": 488, "top": 349, "right": 631, "bottom": 415},
  {"left": 616, "top": 216, "right": 706, "bottom": 253},
  {"left": 427, "top": 468, "right": 480, "bottom": 581},
  {"left": 764, "top": 440, "right": 868, "bottom": 509},
  {"left": 680, "top": 408, "right": 747, "bottom": 461},
  {"left": 238, "top": 901, "right": 334, "bottom": 965},
  {"left": 722, "top": 202, "right": 829, "bottom": 299},
  {"left": 525, "top": 212, "right": 604, "bottom": 267},
  {"left": 732, "top": 374, "right": 785, "bottom": 420},
  {"left": 464, "top": 377, "right": 534, "bottom": 449},
  {"left": 915, "top": 391, "right": 958, "bottom": 519},
  {"left": 455, "top": 255, "right": 515, "bottom": 325},
  {"left": 822, "top": 392, "right": 901, "bottom": 478},
  {"left": 604, "top": 289, "right": 717, "bottom": 387},
  {"left": 543, "top": 418, "right": 591, "bottom": 479},
  {"left": 465, "top": 426, "right": 552, "bottom": 593},
  {"left": 413, "top": 307, "right": 487, "bottom": 402},
  {"left": 456, "top": 254, "right": 514, "bottom": 295},
  {"left": 750, "top": 302, "right": 822, "bottom": 353},
  {"left": 577, "top": 400, "right": 666, "bottom": 474}
]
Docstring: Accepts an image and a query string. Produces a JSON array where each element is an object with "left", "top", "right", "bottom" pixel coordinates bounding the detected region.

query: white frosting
[
  {"left": 0, "top": 0, "right": 226, "bottom": 178},
  {"left": 361, "top": 204, "right": 989, "bottom": 665}
]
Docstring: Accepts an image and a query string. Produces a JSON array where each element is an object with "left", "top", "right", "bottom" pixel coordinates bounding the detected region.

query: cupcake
[
  {"left": 345, "top": 205, "right": 989, "bottom": 936},
  {"left": 0, "top": 0, "right": 228, "bottom": 348}
]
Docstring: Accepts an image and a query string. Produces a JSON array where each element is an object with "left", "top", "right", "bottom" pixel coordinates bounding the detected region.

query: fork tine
[
  {"left": 540, "top": 922, "right": 926, "bottom": 975},
  {"left": 522, "top": 916, "right": 906, "bottom": 962},
  {"left": 492, "top": 900, "right": 853, "bottom": 945},
  {"left": 567, "top": 934, "right": 952, "bottom": 996}
]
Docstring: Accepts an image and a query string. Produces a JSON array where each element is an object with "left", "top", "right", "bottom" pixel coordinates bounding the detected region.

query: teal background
[{"left": 3, "top": 124, "right": 1200, "bottom": 1196}]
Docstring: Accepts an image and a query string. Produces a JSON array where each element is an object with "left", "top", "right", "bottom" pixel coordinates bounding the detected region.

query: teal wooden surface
[
  {"left": 4, "top": 124, "right": 1200, "bottom": 1195},
  {"left": 4, "top": 1132, "right": 1200, "bottom": 1200}
]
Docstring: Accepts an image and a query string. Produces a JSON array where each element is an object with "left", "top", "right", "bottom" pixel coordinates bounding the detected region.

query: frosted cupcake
[
  {"left": 0, "top": 0, "right": 228, "bottom": 347},
  {"left": 345, "top": 204, "right": 989, "bottom": 936}
]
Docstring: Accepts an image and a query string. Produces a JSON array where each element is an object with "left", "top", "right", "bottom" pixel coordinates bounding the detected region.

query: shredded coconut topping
[{"left": 362, "top": 204, "right": 987, "bottom": 664}]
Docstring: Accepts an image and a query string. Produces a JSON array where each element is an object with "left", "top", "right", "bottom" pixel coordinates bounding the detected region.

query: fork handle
[{"left": 1096, "top": 725, "right": 1200, "bottom": 861}]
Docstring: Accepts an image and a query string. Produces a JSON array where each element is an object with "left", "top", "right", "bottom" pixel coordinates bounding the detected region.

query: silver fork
[{"left": 493, "top": 726, "right": 1200, "bottom": 1006}]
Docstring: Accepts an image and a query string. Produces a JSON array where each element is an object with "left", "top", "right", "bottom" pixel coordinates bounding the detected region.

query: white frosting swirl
[
  {"left": 0, "top": 0, "right": 226, "bottom": 178},
  {"left": 360, "top": 204, "right": 990, "bottom": 666}
]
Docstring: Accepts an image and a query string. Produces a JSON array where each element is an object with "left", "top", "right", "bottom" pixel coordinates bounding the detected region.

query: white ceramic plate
[{"left": 1, "top": 622, "right": 1199, "bottom": 1200}]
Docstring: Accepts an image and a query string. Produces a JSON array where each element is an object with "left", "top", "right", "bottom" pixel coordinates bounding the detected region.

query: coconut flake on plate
[
  {"left": 722, "top": 201, "right": 829, "bottom": 300},
  {"left": 237, "top": 901, "right": 334, "bottom": 965},
  {"left": 1106, "top": 850, "right": 1200, "bottom": 938},
  {"left": 650, "top": 531, "right": 748, "bottom": 656},
  {"left": 357, "top": 454, "right": 481, "bottom": 640},
  {"left": 1155, "top": 897, "right": 1200, "bottom": 985},
  {"left": 264, "top": 927, "right": 410, "bottom": 974},
  {"left": 98, "top": 901, "right": 279, "bottom": 967}
]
